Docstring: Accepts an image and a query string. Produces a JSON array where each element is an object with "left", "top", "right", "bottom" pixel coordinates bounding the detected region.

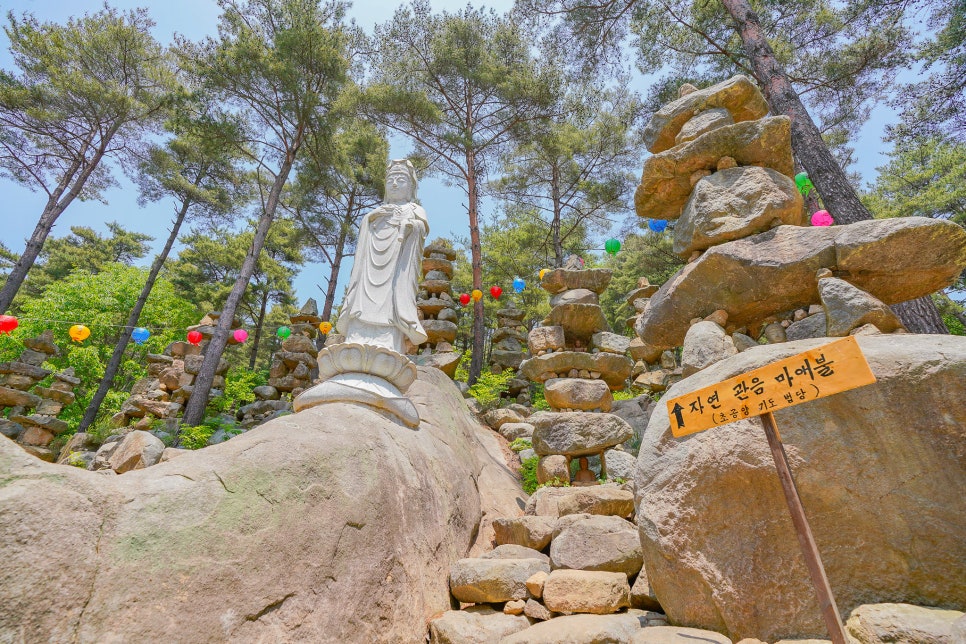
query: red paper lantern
[
  {"left": 458, "top": 293, "right": 471, "bottom": 306},
  {"left": 0, "top": 315, "right": 17, "bottom": 335},
  {"left": 489, "top": 286, "right": 502, "bottom": 299},
  {"left": 187, "top": 330, "right": 203, "bottom": 346}
]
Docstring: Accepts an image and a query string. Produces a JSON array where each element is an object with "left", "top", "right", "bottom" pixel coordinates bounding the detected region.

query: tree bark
[
  {"left": 719, "top": 0, "right": 949, "bottom": 334},
  {"left": 249, "top": 288, "right": 270, "bottom": 370},
  {"left": 467, "top": 151, "right": 485, "bottom": 386},
  {"left": 322, "top": 189, "right": 355, "bottom": 323},
  {"left": 77, "top": 198, "right": 191, "bottom": 433},
  {"left": 551, "top": 164, "right": 563, "bottom": 267},
  {"left": 182, "top": 154, "right": 299, "bottom": 426}
]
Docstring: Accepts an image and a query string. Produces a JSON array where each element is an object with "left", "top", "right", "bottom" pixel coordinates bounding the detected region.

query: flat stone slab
[
  {"left": 540, "top": 268, "right": 612, "bottom": 295},
  {"left": 542, "top": 304, "right": 610, "bottom": 343},
  {"left": 550, "top": 514, "right": 643, "bottom": 575},
  {"left": 634, "top": 116, "right": 794, "bottom": 221},
  {"left": 0, "top": 386, "right": 41, "bottom": 409},
  {"left": 636, "top": 217, "right": 966, "bottom": 350},
  {"left": 643, "top": 75, "right": 769, "bottom": 153},
  {"left": 531, "top": 412, "right": 633, "bottom": 457},
  {"left": 520, "top": 351, "right": 632, "bottom": 391},
  {"left": 555, "top": 486, "right": 636, "bottom": 518},
  {"left": 493, "top": 516, "right": 555, "bottom": 551},
  {"left": 429, "top": 606, "right": 531, "bottom": 644},
  {"left": 541, "top": 569, "right": 631, "bottom": 615}
]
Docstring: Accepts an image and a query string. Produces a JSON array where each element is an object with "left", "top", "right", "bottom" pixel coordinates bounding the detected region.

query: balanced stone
[
  {"left": 493, "top": 516, "right": 556, "bottom": 550},
  {"left": 555, "top": 485, "right": 635, "bottom": 518},
  {"left": 536, "top": 455, "right": 569, "bottom": 484},
  {"left": 521, "top": 352, "right": 632, "bottom": 390},
  {"left": 681, "top": 321, "right": 738, "bottom": 377},
  {"left": 819, "top": 276, "right": 903, "bottom": 336},
  {"left": 530, "top": 412, "right": 633, "bottom": 457},
  {"left": 675, "top": 107, "right": 735, "bottom": 145},
  {"left": 642, "top": 75, "right": 770, "bottom": 153},
  {"left": 590, "top": 332, "right": 630, "bottom": 355},
  {"left": 528, "top": 326, "right": 565, "bottom": 354},
  {"left": 549, "top": 289, "right": 599, "bottom": 307},
  {"left": 422, "top": 320, "right": 457, "bottom": 344},
  {"left": 635, "top": 116, "right": 794, "bottom": 221},
  {"left": 673, "top": 166, "right": 804, "bottom": 258},
  {"left": 540, "top": 268, "right": 612, "bottom": 295},
  {"left": 543, "top": 378, "right": 613, "bottom": 412},
  {"left": 635, "top": 217, "right": 966, "bottom": 350}
]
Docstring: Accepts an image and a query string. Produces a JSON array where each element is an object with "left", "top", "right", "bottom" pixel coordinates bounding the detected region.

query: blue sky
[{"left": 0, "top": 0, "right": 902, "bottom": 312}]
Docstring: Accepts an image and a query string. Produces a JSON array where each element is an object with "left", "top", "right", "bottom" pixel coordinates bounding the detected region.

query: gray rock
[
  {"left": 845, "top": 603, "right": 963, "bottom": 644},
  {"left": 540, "top": 268, "right": 613, "bottom": 295},
  {"left": 763, "top": 322, "right": 787, "bottom": 344},
  {"left": 819, "top": 277, "right": 904, "bottom": 337},
  {"left": 499, "top": 422, "right": 534, "bottom": 441},
  {"left": 610, "top": 397, "right": 653, "bottom": 450},
  {"left": 483, "top": 408, "right": 525, "bottom": 430},
  {"left": 429, "top": 606, "right": 532, "bottom": 644},
  {"left": 542, "top": 569, "right": 631, "bottom": 615},
  {"left": 106, "top": 430, "right": 164, "bottom": 473},
  {"left": 480, "top": 544, "right": 550, "bottom": 564},
  {"left": 449, "top": 557, "right": 551, "bottom": 603},
  {"left": 543, "top": 303, "right": 610, "bottom": 344},
  {"left": 591, "top": 332, "right": 631, "bottom": 355},
  {"left": 524, "top": 598, "right": 554, "bottom": 621},
  {"left": 550, "top": 514, "right": 643, "bottom": 575},
  {"left": 531, "top": 412, "right": 634, "bottom": 457},
  {"left": 550, "top": 288, "right": 599, "bottom": 307},
  {"left": 634, "top": 335, "right": 966, "bottom": 641},
  {"left": 544, "top": 378, "right": 613, "bottom": 412},
  {"left": 503, "top": 611, "right": 648, "bottom": 643},
  {"left": 681, "top": 321, "right": 738, "bottom": 377},
  {"left": 252, "top": 385, "right": 280, "bottom": 400},
  {"left": 493, "top": 516, "right": 555, "bottom": 550},
  {"left": 537, "top": 455, "right": 569, "bottom": 485},
  {"left": 673, "top": 167, "right": 804, "bottom": 258},
  {"left": 588, "top": 448, "right": 638, "bottom": 481},
  {"left": 676, "top": 107, "right": 735, "bottom": 145},
  {"left": 555, "top": 485, "right": 635, "bottom": 518},
  {"left": 786, "top": 313, "right": 827, "bottom": 341},
  {"left": 731, "top": 332, "right": 759, "bottom": 352}
]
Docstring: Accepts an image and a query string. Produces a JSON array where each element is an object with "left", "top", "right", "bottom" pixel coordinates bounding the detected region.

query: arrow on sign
[{"left": 671, "top": 402, "right": 685, "bottom": 429}]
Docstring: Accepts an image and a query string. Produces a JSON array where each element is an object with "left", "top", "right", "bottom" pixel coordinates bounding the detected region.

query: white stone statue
[
  {"left": 293, "top": 159, "right": 427, "bottom": 427},
  {"left": 338, "top": 159, "right": 428, "bottom": 352}
]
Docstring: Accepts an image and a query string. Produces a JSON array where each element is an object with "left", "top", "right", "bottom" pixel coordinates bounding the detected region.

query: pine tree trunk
[
  {"left": 249, "top": 289, "right": 269, "bottom": 370},
  {"left": 322, "top": 191, "right": 355, "bottom": 323},
  {"left": 77, "top": 199, "right": 193, "bottom": 433},
  {"left": 467, "top": 152, "right": 485, "bottom": 386},
  {"left": 182, "top": 157, "right": 298, "bottom": 426},
  {"left": 719, "top": 0, "right": 948, "bottom": 334},
  {"left": 551, "top": 165, "right": 564, "bottom": 267}
]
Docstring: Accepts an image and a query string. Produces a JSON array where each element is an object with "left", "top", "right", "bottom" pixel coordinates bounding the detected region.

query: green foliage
[
  {"left": 207, "top": 367, "right": 268, "bottom": 415},
  {"left": 599, "top": 231, "right": 683, "bottom": 332},
  {"left": 466, "top": 368, "right": 517, "bottom": 410},
  {"left": 531, "top": 384, "right": 550, "bottom": 411},
  {"left": 66, "top": 452, "right": 89, "bottom": 468},
  {"left": 509, "top": 437, "right": 532, "bottom": 452},
  {"left": 520, "top": 455, "right": 540, "bottom": 495},
  {"left": 177, "top": 422, "right": 216, "bottom": 450},
  {"left": 1, "top": 263, "right": 197, "bottom": 430}
]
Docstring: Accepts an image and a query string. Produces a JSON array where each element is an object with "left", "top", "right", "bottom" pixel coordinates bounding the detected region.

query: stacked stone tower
[
  {"left": 630, "top": 76, "right": 964, "bottom": 371},
  {"left": 519, "top": 257, "right": 634, "bottom": 484},
  {"left": 267, "top": 300, "right": 321, "bottom": 399},
  {"left": 0, "top": 330, "right": 79, "bottom": 462},
  {"left": 489, "top": 307, "right": 529, "bottom": 403},
  {"left": 414, "top": 240, "right": 460, "bottom": 377}
]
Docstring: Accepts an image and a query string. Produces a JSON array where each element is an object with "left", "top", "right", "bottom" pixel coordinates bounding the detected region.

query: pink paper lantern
[
  {"left": 233, "top": 329, "right": 249, "bottom": 343},
  {"left": 811, "top": 210, "right": 834, "bottom": 227}
]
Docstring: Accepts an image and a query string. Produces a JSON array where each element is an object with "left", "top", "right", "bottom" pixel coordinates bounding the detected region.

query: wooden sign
[{"left": 667, "top": 336, "right": 876, "bottom": 438}]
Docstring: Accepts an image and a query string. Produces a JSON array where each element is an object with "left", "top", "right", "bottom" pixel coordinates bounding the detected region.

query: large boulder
[
  {"left": 0, "top": 367, "right": 516, "bottom": 644},
  {"left": 634, "top": 117, "right": 794, "bottom": 221},
  {"left": 673, "top": 166, "right": 804, "bottom": 258},
  {"left": 542, "top": 569, "right": 631, "bottom": 615},
  {"left": 544, "top": 378, "right": 613, "bottom": 412},
  {"left": 448, "top": 557, "right": 550, "bottom": 603},
  {"left": 634, "top": 335, "right": 966, "bottom": 641},
  {"left": 105, "top": 430, "right": 165, "bottom": 473},
  {"left": 429, "top": 606, "right": 532, "bottom": 644},
  {"left": 550, "top": 514, "right": 643, "bottom": 575},
  {"left": 502, "top": 611, "right": 649, "bottom": 643},
  {"left": 818, "top": 276, "right": 903, "bottom": 336},
  {"left": 681, "top": 321, "right": 738, "bottom": 377},
  {"left": 531, "top": 412, "right": 634, "bottom": 457},
  {"left": 635, "top": 218, "right": 966, "bottom": 350},
  {"left": 845, "top": 603, "right": 963, "bottom": 644}
]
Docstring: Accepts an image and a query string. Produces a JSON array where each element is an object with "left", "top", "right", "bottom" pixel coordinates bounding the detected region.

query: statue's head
[{"left": 385, "top": 159, "right": 418, "bottom": 203}]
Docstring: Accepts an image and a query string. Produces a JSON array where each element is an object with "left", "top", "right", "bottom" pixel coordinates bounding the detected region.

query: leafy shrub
[
  {"left": 207, "top": 367, "right": 268, "bottom": 415},
  {"left": 530, "top": 384, "right": 550, "bottom": 411},
  {"left": 466, "top": 368, "right": 516, "bottom": 410},
  {"left": 509, "top": 437, "right": 531, "bottom": 452},
  {"left": 66, "top": 452, "right": 88, "bottom": 469},
  {"left": 520, "top": 455, "right": 540, "bottom": 494}
]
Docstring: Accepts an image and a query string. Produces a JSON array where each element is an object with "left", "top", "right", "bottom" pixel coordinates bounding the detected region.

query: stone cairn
[
  {"left": 489, "top": 307, "right": 530, "bottom": 404},
  {"left": 413, "top": 239, "right": 460, "bottom": 377},
  {"left": 266, "top": 299, "right": 320, "bottom": 398},
  {"left": 0, "top": 330, "right": 79, "bottom": 462},
  {"left": 431, "top": 479, "right": 665, "bottom": 639},
  {"left": 518, "top": 256, "right": 635, "bottom": 484},
  {"left": 111, "top": 312, "right": 238, "bottom": 432},
  {"left": 239, "top": 300, "right": 322, "bottom": 427},
  {"left": 629, "top": 75, "right": 965, "bottom": 378}
]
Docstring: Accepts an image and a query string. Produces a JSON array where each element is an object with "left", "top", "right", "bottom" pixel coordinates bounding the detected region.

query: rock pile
[
  {"left": 111, "top": 333, "right": 228, "bottom": 432},
  {"left": 0, "top": 330, "right": 79, "bottom": 462},
  {"left": 490, "top": 307, "right": 530, "bottom": 404},
  {"left": 267, "top": 300, "right": 321, "bottom": 399},
  {"left": 430, "top": 484, "right": 699, "bottom": 642},
  {"left": 414, "top": 240, "right": 460, "bottom": 377},
  {"left": 633, "top": 75, "right": 966, "bottom": 355},
  {"left": 519, "top": 259, "right": 635, "bottom": 483}
]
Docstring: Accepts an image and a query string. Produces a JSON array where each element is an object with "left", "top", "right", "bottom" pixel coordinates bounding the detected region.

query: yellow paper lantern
[
  {"left": 69, "top": 324, "right": 91, "bottom": 343},
  {"left": 539, "top": 268, "right": 548, "bottom": 280},
  {"left": 471, "top": 289, "right": 483, "bottom": 302},
  {"left": 319, "top": 321, "right": 333, "bottom": 334}
]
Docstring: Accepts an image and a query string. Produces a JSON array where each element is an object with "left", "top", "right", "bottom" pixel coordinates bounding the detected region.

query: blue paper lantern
[
  {"left": 131, "top": 327, "right": 150, "bottom": 345},
  {"left": 648, "top": 219, "right": 668, "bottom": 233},
  {"left": 512, "top": 277, "right": 525, "bottom": 293}
]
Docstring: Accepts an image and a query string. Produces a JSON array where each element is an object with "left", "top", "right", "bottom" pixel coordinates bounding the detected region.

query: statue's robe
[{"left": 337, "top": 202, "right": 429, "bottom": 351}]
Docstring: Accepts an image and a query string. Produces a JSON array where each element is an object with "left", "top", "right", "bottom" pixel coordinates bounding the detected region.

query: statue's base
[{"left": 294, "top": 368, "right": 420, "bottom": 429}]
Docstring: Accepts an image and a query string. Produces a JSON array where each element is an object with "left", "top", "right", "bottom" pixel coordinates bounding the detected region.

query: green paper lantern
[
  {"left": 276, "top": 326, "right": 291, "bottom": 339},
  {"left": 604, "top": 238, "right": 621, "bottom": 255},
  {"left": 795, "top": 172, "right": 814, "bottom": 197}
]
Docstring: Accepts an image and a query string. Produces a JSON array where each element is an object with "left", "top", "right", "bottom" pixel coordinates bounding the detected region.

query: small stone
[
  {"left": 816, "top": 267, "right": 834, "bottom": 279},
  {"left": 716, "top": 155, "right": 737, "bottom": 170},
  {"left": 528, "top": 326, "right": 565, "bottom": 354},
  {"left": 690, "top": 169, "right": 712, "bottom": 186},
  {"left": 526, "top": 571, "right": 548, "bottom": 599},
  {"left": 681, "top": 321, "right": 737, "bottom": 377},
  {"left": 845, "top": 603, "right": 963, "bottom": 644},
  {"left": 483, "top": 408, "right": 525, "bottom": 430},
  {"left": 429, "top": 606, "right": 531, "bottom": 644},
  {"left": 544, "top": 378, "right": 612, "bottom": 412},
  {"left": 763, "top": 322, "right": 787, "bottom": 344},
  {"left": 819, "top": 277, "right": 904, "bottom": 337},
  {"left": 732, "top": 332, "right": 759, "bottom": 352},
  {"left": 537, "top": 455, "right": 569, "bottom": 485},
  {"left": 105, "top": 430, "right": 164, "bottom": 473},
  {"left": 704, "top": 309, "right": 728, "bottom": 326},
  {"left": 499, "top": 422, "right": 534, "bottom": 441},
  {"left": 550, "top": 514, "right": 643, "bottom": 575},
  {"left": 481, "top": 545, "right": 549, "bottom": 563},
  {"left": 504, "top": 599, "right": 525, "bottom": 615},
  {"left": 524, "top": 598, "right": 553, "bottom": 621},
  {"left": 630, "top": 570, "right": 662, "bottom": 611}
]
